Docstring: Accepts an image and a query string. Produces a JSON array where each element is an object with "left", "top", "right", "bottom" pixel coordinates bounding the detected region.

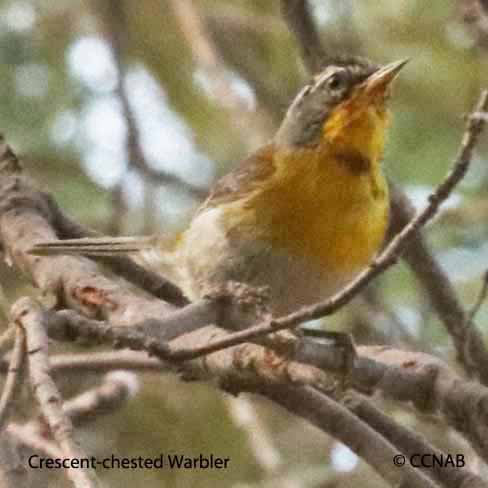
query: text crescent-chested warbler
[{"left": 32, "top": 57, "right": 408, "bottom": 315}]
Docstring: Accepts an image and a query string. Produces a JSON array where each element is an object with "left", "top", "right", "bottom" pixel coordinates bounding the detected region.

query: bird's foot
[{"left": 299, "top": 328, "right": 357, "bottom": 394}]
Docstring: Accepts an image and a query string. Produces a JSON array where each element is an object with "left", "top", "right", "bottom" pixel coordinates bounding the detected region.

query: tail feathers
[{"left": 29, "top": 236, "right": 155, "bottom": 257}]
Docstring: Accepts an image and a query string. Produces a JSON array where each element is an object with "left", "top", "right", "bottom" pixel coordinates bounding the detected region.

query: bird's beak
[{"left": 363, "top": 58, "right": 409, "bottom": 96}]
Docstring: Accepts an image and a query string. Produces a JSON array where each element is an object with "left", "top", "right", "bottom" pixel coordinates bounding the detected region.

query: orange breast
[{"left": 241, "top": 143, "right": 389, "bottom": 277}]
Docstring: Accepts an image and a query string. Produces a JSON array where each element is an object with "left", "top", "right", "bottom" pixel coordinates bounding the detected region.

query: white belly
[{"left": 174, "top": 207, "right": 354, "bottom": 315}]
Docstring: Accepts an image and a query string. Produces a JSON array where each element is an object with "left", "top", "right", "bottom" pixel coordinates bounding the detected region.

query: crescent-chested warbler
[{"left": 32, "top": 58, "right": 407, "bottom": 316}]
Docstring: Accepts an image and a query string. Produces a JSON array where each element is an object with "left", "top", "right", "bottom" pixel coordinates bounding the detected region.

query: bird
[{"left": 31, "top": 57, "right": 407, "bottom": 317}]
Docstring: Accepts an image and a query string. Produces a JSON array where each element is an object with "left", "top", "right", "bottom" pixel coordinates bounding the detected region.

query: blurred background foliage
[{"left": 0, "top": 0, "right": 487, "bottom": 486}]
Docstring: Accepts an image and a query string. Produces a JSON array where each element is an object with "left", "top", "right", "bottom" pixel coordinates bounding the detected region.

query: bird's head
[{"left": 274, "top": 58, "right": 408, "bottom": 160}]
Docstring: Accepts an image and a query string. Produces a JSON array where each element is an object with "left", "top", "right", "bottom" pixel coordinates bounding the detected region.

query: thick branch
[
  {"left": 262, "top": 385, "right": 437, "bottom": 488},
  {"left": 344, "top": 392, "right": 486, "bottom": 488}
]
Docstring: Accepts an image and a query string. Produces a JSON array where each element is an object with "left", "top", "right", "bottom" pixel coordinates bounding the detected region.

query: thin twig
[
  {"left": 98, "top": 0, "right": 208, "bottom": 231},
  {"left": 0, "top": 326, "right": 25, "bottom": 430},
  {"left": 389, "top": 181, "right": 488, "bottom": 381},
  {"left": 354, "top": 289, "right": 423, "bottom": 350},
  {"left": 11, "top": 297, "right": 102, "bottom": 488},
  {"left": 64, "top": 371, "right": 138, "bottom": 427},
  {"left": 204, "top": 8, "right": 291, "bottom": 124},
  {"left": 107, "top": 184, "right": 127, "bottom": 237},
  {"left": 0, "top": 326, "right": 16, "bottom": 358},
  {"left": 169, "top": 0, "right": 271, "bottom": 149},
  {"left": 466, "top": 270, "right": 488, "bottom": 327},
  {"left": 49, "top": 351, "right": 164, "bottom": 374},
  {"left": 100, "top": 0, "right": 208, "bottom": 199}
]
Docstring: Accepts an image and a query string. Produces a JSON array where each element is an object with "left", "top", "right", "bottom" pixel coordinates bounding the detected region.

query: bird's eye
[{"left": 327, "top": 73, "right": 344, "bottom": 91}]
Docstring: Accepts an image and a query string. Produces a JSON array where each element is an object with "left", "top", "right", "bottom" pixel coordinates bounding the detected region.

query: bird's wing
[
  {"left": 29, "top": 145, "right": 276, "bottom": 257},
  {"left": 197, "top": 143, "right": 276, "bottom": 212}
]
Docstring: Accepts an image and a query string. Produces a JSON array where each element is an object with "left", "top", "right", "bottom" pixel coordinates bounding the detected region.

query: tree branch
[
  {"left": 98, "top": 0, "right": 209, "bottom": 199},
  {"left": 11, "top": 297, "right": 102, "bottom": 488},
  {"left": 261, "top": 385, "right": 437, "bottom": 488},
  {"left": 343, "top": 391, "right": 486, "bottom": 488},
  {"left": 279, "top": 0, "right": 328, "bottom": 73},
  {"left": 64, "top": 371, "right": 138, "bottom": 428},
  {"left": 169, "top": 0, "right": 273, "bottom": 150},
  {"left": 0, "top": 326, "right": 25, "bottom": 430},
  {"left": 389, "top": 187, "right": 488, "bottom": 382}
]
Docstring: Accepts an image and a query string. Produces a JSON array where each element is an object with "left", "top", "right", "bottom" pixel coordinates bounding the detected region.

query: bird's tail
[
  {"left": 29, "top": 235, "right": 186, "bottom": 291},
  {"left": 29, "top": 236, "right": 156, "bottom": 257}
]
